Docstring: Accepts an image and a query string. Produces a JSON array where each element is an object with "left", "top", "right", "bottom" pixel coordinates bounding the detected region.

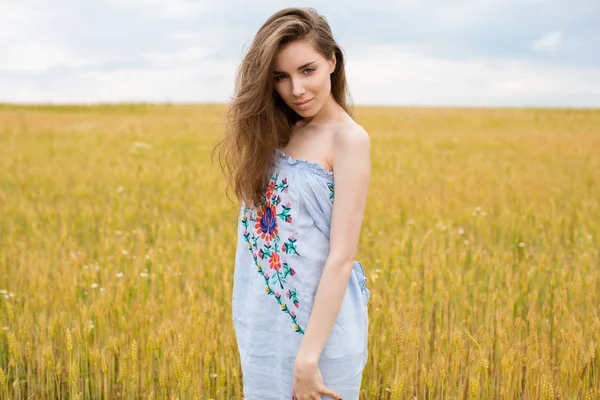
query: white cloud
[
  {"left": 169, "top": 32, "right": 198, "bottom": 41},
  {"left": 105, "top": 0, "right": 213, "bottom": 19},
  {"left": 143, "top": 47, "right": 213, "bottom": 67},
  {"left": 0, "top": 0, "right": 599, "bottom": 106},
  {"left": 345, "top": 44, "right": 600, "bottom": 107},
  {"left": 0, "top": 3, "right": 89, "bottom": 72},
  {"left": 3, "top": 43, "right": 598, "bottom": 107},
  {"left": 1, "top": 41, "right": 96, "bottom": 73},
  {"left": 0, "top": 55, "right": 238, "bottom": 104},
  {"left": 533, "top": 30, "right": 564, "bottom": 51}
]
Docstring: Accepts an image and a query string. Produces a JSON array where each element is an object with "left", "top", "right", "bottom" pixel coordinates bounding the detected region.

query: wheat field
[{"left": 0, "top": 104, "right": 598, "bottom": 399}]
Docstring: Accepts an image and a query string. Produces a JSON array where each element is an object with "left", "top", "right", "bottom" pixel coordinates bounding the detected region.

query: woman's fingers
[
  {"left": 293, "top": 386, "right": 341, "bottom": 400},
  {"left": 319, "top": 386, "right": 342, "bottom": 400}
]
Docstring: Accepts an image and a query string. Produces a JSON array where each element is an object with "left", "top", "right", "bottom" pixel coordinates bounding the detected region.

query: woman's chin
[
  {"left": 298, "top": 110, "right": 316, "bottom": 118},
  {"left": 294, "top": 105, "right": 318, "bottom": 117}
]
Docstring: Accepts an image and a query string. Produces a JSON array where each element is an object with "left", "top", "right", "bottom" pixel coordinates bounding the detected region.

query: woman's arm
[{"left": 295, "top": 125, "right": 371, "bottom": 366}]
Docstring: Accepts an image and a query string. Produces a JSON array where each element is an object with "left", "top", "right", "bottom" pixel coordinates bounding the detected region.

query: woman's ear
[{"left": 330, "top": 54, "right": 337, "bottom": 75}]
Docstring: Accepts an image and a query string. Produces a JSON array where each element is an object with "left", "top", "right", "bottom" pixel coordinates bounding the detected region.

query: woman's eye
[{"left": 274, "top": 68, "right": 315, "bottom": 82}]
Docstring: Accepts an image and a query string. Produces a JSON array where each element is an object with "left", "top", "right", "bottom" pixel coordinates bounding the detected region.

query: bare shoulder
[
  {"left": 331, "top": 122, "right": 370, "bottom": 168},
  {"left": 333, "top": 122, "right": 370, "bottom": 152}
]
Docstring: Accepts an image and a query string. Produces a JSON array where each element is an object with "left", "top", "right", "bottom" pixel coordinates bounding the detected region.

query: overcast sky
[{"left": 1, "top": 0, "right": 599, "bottom": 107}]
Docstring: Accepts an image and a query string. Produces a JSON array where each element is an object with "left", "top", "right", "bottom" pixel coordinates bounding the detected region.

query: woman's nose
[{"left": 291, "top": 78, "right": 305, "bottom": 97}]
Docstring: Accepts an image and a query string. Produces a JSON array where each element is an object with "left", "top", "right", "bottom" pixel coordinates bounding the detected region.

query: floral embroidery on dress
[
  {"left": 241, "top": 172, "right": 305, "bottom": 335},
  {"left": 328, "top": 183, "right": 335, "bottom": 201}
]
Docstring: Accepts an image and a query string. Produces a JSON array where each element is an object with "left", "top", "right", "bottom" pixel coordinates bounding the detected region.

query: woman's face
[{"left": 271, "top": 37, "right": 336, "bottom": 117}]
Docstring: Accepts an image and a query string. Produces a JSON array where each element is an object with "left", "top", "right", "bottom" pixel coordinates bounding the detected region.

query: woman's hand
[{"left": 291, "top": 358, "right": 342, "bottom": 400}]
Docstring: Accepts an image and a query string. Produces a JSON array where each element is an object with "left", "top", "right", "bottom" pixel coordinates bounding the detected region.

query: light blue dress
[{"left": 232, "top": 148, "right": 370, "bottom": 400}]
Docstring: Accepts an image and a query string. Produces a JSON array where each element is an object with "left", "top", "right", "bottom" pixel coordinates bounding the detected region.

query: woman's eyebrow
[{"left": 272, "top": 61, "right": 317, "bottom": 75}]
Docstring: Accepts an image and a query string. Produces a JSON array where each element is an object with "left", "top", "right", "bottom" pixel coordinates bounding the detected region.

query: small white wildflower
[
  {"left": 9, "top": 292, "right": 14, "bottom": 297},
  {"left": 83, "top": 265, "right": 89, "bottom": 270},
  {"left": 140, "top": 272, "right": 149, "bottom": 278},
  {"left": 0, "top": 289, "right": 7, "bottom": 294},
  {"left": 458, "top": 228, "right": 465, "bottom": 235},
  {"left": 116, "top": 272, "right": 124, "bottom": 278},
  {"left": 132, "top": 141, "right": 152, "bottom": 150},
  {"left": 117, "top": 186, "right": 125, "bottom": 193},
  {"left": 375, "top": 268, "right": 382, "bottom": 273},
  {"left": 115, "top": 230, "right": 122, "bottom": 236},
  {"left": 518, "top": 242, "right": 525, "bottom": 247},
  {"left": 475, "top": 206, "right": 481, "bottom": 212},
  {"left": 99, "top": 287, "right": 105, "bottom": 293},
  {"left": 121, "top": 249, "right": 129, "bottom": 255},
  {"left": 91, "top": 283, "right": 98, "bottom": 289},
  {"left": 2, "top": 326, "right": 9, "bottom": 331},
  {"left": 588, "top": 235, "right": 593, "bottom": 240}
]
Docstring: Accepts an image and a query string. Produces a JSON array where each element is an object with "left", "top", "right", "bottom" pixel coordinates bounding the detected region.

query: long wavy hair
[{"left": 212, "top": 7, "right": 353, "bottom": 209}]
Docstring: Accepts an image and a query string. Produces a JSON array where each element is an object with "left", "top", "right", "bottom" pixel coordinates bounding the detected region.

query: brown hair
[{"left": 212, "top": 7, "right": 353, "bottom": 209}]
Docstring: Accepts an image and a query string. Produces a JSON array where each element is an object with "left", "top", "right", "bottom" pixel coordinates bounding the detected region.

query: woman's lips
[{"left": 295, "top": 98, "right": 313, "bottom": 109}]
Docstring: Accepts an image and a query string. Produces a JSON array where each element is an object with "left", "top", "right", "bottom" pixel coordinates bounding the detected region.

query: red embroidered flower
[{"left": 269, "top": 251, "right": 281, "bottom": 271}]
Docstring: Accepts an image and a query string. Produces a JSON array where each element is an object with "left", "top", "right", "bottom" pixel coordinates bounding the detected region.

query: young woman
[{"left": 214, "top": 7, "right": 371, "bottom": 400}]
